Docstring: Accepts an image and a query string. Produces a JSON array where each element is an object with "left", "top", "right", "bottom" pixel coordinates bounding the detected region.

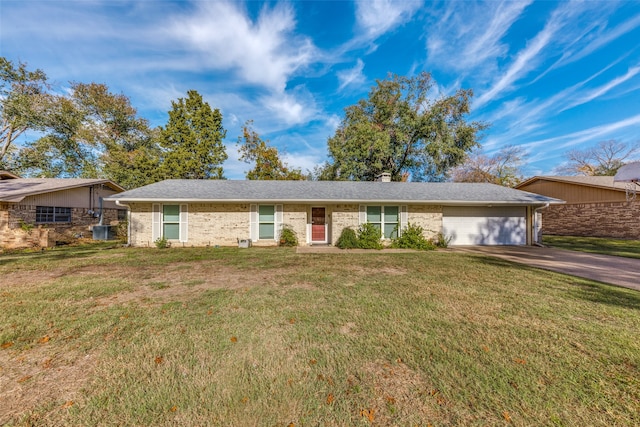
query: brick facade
[
  {"left": 541, "top": 201, "right": 640, "bottom": 239},
  {"left": 0, "top": 203, "right": 122, "bottom": 249},
  {"left": 128, "top": 202, "right": 445, "bottom": 247}
]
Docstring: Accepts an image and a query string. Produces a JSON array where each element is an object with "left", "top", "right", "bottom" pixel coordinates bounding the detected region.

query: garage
[{"left": 443, "top": 206, "right": 527, "bottom": 245}]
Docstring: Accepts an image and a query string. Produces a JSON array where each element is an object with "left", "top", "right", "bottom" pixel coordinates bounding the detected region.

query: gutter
[{"left": 115, "top": 200, "right": 132, "bottom": 246}]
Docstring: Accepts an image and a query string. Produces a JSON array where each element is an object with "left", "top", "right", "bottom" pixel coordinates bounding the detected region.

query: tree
[
  {"left": 237, "top": 120, "right": 305, "bottom": 180},
  {"left": 0, "top": 57, "right": 51, "bottom": 164},
  {"left": 319, "top": 72, "right": 486, "bottom": 182},
  {"left": 15, "top": 82, "right": 159, "bottom": 187},
  {"left": 556, "top": 140, "right": 640, "bottom": 176},
  {"left": 159, "top": 90, "right": 227, "bottom": 179},
  {"left": 451, "top": 145, "right": 527, "bottom": 187}
]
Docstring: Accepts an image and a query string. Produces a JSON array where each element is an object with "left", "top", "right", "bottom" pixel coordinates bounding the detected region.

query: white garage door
[{"left": 442, "top": 206, "right": 527, "bottom": 245}]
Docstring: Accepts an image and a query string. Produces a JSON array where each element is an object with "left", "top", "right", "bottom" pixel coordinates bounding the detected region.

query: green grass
[
  {"left": 543, "top": 235, "right": 640, "bottom": 259},
  {"left": 1, "top": 243, "right": 639, "bottom": 426}
]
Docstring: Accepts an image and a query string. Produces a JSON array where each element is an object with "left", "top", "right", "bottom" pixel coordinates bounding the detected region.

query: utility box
[
  {"left": 92, "top": 225, "right": 117, "bottom": 241},
  {"left": 237, "top": 239, "right": 252, "bottom": 248}
]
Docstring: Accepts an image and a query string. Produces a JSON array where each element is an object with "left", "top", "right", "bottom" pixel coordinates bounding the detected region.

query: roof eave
[{"left": 105, "top": 197, "right": 563, "bottom": 205}]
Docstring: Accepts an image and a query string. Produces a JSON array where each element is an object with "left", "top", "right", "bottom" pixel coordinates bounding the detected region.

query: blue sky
[{"left": 2, "top": 0, "right": 640, "bottom": 180}]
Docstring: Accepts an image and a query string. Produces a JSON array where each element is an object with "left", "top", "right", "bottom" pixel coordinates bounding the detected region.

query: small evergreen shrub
[
  {"left": 154, "top": 236, "right": 170, "bottom": 249},
  {"left": 336, "top": 227, "right": 359, "bottom": 249},
  {"left": 391, "top": 223, "right": 436, "bottom": 250},
  {"left": 433, "top": 232, "right": 452, "bottom": 248},
  {"left": 279, "top": 226, "right": 298, "bottom": 247},
  {"left": 358, "top": 222, "right": 383, "bottom": 250}
]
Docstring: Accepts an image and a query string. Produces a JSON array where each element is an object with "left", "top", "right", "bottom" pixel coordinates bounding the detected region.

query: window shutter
[
  {"left": 179, "top": 204, "right": 188, "bottom": 243},
  {"left": 359, "top": 205, "right": 366, "bottom": 224},
  {"left": 275, "top": 204, "right": 284, "bottom": 240},
  {"left": 250, "top": 204, "right": 258, "bottom": 242},
  {"left": 400, "top": 205, "right": 408, "bottom": 235},
  {"left": 152, "top": 204, "right": 161, "bottom": 242}
]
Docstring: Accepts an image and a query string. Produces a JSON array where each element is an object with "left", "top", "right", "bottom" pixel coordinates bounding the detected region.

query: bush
[
  {"left": 336, "top": 227, "right": 359, "bottom": 249},
  {"left": 116, "top": 220, "right": 128, "bottom": 242},
  {"left": 279, "top": 226, "right": 298, "bottom": 247},
  {"left": 154, "top": 236, "right": 170, "bottom": 249},
  {"left": 391, "top": 223, "right": 436, "bottom": 251},
  {"left": 358, "top": 222, "right": 383, "bottom": 250},
  {"left": 432, "top": 232, "right": 452, "bottom": 248}
]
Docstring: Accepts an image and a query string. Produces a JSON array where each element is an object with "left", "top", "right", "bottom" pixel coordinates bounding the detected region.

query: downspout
[
  {"left": 115, "top": 200, "right": 131, "bottom": 246},
  {"left": 533, "top": 203, "right": 549, "bottom": 246}
]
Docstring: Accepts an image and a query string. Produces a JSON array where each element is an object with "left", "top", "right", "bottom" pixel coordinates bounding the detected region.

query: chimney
[{"left": 376, "top": 173, "right": 391, "bottom": 182}]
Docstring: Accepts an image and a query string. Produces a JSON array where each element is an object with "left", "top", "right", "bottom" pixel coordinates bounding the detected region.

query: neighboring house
[
  {"left": 516, "top": 176, "right": 640, "bottom": 239},
  {"left": 0, "top": 174, "right": 125, "bottom": 249},
  {"left": 106, "top": 179, "right": 562, "bottom": 247}
]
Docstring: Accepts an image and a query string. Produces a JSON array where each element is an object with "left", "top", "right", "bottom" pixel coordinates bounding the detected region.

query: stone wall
[
  {"left": 542, "top": 201, "right": 640, "bottom": 239},
  {"left": 128, "top": 203, "right": 311, "bottom": 247},
  {"left": 127, "top": 202, "right": 449, "bottom": 248},
  {"left": 407, "top": 205, "right": 443, "bottom": 240},
  {"left": 0, "top": 203, "right": 122, "bottom": 249}
]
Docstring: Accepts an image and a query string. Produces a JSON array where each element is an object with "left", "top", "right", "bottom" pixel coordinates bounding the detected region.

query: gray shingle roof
[
  {"left": 106, "top": 180, "right": 563, "bottom": 205},
  {"left": 0, "top": 179, "right": 124, "bottom": 203}
]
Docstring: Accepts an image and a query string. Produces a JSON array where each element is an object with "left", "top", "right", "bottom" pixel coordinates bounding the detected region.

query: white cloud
[
  {"left": 426, "top": 1, "right": 532, "bottom": 75},
  {"left": 561, "top": 65, "right": 640, "bottom": 111},
  {"left": 474, "top": 1, "right": 602, "bottom": 108},
  {"left": 355, "top": 0, "right": 422, "bottom": 40},
  {"left": 521, "top": 113, "right": 640, "bottom": 153},
  {"left": 169, "top": 1, "right": 316, "bottom": 93},
  {"left": 337, "top": 59, "right": 366, "bottom": 91},
  {"left": 260, "top": 88, "right": 318, "bottom": 126}
]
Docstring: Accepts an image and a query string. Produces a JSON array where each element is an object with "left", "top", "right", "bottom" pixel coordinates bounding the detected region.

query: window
[
  {"left": 36, "top": 206, "right": 71, "bottom": 223},
  {"left": 117, "top": 209, "right": 127, "bottom": 221},
  {"left": 258, "top": 205, "right": 275, "bottom": 239},
  {"left": 152, "top": 204, "right": 188, "bottom": 243},
  {"left": 250, "top": 204, "right": 282, "bottom": 241},
  {"left": 162, "top": 205, "right": 180, "bottom": 240},
  {"left": 363, "top": 205, "right": 403, "bottom": 239}
]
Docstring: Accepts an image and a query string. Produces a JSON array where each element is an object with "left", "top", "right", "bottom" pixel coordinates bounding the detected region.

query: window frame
[
  {"left": 152, "top": 204, "right": 188, "bottom": 243},
  {"left": 250, "top": 204, "right": 283, "bottom": 242},
  {"left": 360, "top": 205, "right": 407, "bottom": 239},
  {"left": 35, "top": 206, "right": 72, "bottom": 223}
]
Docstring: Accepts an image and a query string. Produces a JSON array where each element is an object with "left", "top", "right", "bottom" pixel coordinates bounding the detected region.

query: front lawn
[
  {"left": 1, "top": 244, "right": 639, "bottom": 426},
  {"left": 543, "top": 235, "right": 640, "bottom": 259}
]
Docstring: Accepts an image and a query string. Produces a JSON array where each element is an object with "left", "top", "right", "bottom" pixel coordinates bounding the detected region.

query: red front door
[{"left": 311, "top": 207, "right": 326, "bottom": 242}]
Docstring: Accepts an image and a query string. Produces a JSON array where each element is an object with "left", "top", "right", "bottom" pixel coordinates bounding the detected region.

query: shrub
[
  {"left": 279, "top": 226, "right": 298, "bottom": 247},
  {"left": 432, "top": 232, "right": 452, "bottom": 248},
  {"left": 391, "top": 223, "right": 436, "bottom": 251},
  {"left": 336, "top": 227, "right": 359, "bottom": 249},
  {"left": 116, "top": 220, "right": 128, "bottom": 242},
  {"left": 358, "top": 222, "right": 383, "bottom": 250},
  {"left": 154, "top": 236, "right": 170, "bottom": 249}
]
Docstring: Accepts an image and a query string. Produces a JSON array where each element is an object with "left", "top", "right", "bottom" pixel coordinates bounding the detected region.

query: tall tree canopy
[
  {"left": 15, "top": 82, "right": 160, "bottom": 188},
  {"left": 451, "top": 145, "right": 527, "bottom": 187},
  {"left": 159, "top": 90, "right": 227, "bottom": 180},
  {"left": 319, "top": 72, "right": 486, "bottom": 182},
  {"left": 0, "top": 57, "right": 51, "bottom": 165},
  {"left": 556, "top": 140, "right": 639, "bottom": 176},
  {"left": 237, "top": 120, "right": 305, "bottom": 180}
]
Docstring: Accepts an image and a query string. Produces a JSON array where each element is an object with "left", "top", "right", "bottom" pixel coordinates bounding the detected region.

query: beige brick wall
[
  {"left": 328, "top": 204, "right": 359, "bottom": 245},
  {"left": 407, "top": 205, "right": 443, "bottom": 240},
  {"left": 542, "top": 201, "right": 640, "bottom": 239},
  {"left": 129, "top": 203, "right": 311, "bottom": 247},
  {"left": 127, "top": 202, "right": 448, "bottom": 248}
]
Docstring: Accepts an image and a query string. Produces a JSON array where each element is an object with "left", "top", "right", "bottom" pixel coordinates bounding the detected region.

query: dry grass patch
[{"left": 1, "top": 244, "right": 639, "bottom": 426}]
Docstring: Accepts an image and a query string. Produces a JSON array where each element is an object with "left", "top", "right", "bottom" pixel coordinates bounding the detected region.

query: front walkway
[{"left": 454, "top": 246, "right": 640, "bottom": 291}]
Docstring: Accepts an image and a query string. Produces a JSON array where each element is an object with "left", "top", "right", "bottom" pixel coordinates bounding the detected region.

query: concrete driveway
[{"left": 454, "top": 246, "right": 640, "bottom": 291}]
